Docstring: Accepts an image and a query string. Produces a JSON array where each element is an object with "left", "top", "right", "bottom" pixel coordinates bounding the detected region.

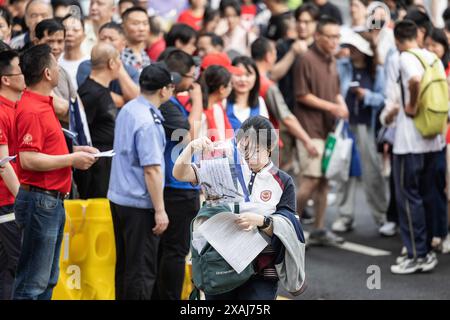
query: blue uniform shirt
[{"left": 107, "top": 96, "right": 166, "bottom": 209}]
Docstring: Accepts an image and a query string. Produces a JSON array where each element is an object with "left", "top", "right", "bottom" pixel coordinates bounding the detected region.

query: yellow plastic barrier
[
  {"left": 52, "top": 198, "right": 194, "bottom": 300},
  {"left": 52, "top": 199, "right": 116, "bottom": 300},
  {"left": 181, "top": 262, "right": 193, "bottom": 300}
]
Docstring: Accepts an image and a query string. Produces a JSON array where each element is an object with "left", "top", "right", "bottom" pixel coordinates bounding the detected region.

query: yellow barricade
[
  {"left": 52, "top": 199, "right": 116, "bottom": 300},
  {"left": 52, "top": 198, "right": 193, "bottom": 300}
]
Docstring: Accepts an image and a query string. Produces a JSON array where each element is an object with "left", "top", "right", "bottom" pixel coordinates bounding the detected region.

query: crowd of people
[{"left": 0, "top": 0, "right": 450, "bottom": 300}]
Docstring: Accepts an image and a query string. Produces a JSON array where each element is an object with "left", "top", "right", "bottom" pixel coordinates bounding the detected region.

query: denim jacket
[{"left": 337, "top": 57, "right": 386, "bottom": 129}]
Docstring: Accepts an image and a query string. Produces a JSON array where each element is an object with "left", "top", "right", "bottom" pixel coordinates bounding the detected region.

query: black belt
[{"left": 21, "top": 184, "right": 69, "bottom": 200}]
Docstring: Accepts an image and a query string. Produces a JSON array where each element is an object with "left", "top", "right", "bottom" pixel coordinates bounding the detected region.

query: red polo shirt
[
  {"left": 0, "top": 95, "right": 17, "bottom": 206},
  {"left": 15, "top": 90, "right": 72, "bottom": 194}
]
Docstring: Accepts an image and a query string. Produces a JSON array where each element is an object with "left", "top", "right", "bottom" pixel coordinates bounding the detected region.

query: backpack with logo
[
  {"left": 189, "top": 203, "right": 255, "bottom": 300},
  {"left": 399, "top": 50, "right": 449, "bottom": 137}
]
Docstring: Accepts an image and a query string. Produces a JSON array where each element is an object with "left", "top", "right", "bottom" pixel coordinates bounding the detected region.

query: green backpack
[
  {"left": 401, "top": 50, "right": 449, "bottom": 138},
  {"left": 189, "top": 203, "right": 255, "bottom": 300}
]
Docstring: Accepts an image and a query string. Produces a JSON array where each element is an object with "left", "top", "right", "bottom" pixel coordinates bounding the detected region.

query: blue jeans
[
  {"left": 12, "top": 189, "right": 66, "bottom": 300},
  {"left": 205, "top": 277, "right": 278, "bottom": 300}
]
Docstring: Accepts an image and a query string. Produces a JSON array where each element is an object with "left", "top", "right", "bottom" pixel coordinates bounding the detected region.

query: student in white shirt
[{"left": 385, "top": 20, "right": 446, "bottom": 275}]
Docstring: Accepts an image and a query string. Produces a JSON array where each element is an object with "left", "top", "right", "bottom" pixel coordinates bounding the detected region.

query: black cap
[{"left": 139, "top": 62, "right": 181, "bottom": 91}]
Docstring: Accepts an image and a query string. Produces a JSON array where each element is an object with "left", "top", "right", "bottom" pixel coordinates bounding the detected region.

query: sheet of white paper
[
  {"left": 94, "top": 150, "right": 115, "bottom": 158},
  {"left": 0, "top": 155, "right": 16, "bottom": 167},
  {"left": 198, "top": 212, "right": 268, "bottom": 274},
  {"left": 199, "top": 158, "right": 242, "bottom": 202}
]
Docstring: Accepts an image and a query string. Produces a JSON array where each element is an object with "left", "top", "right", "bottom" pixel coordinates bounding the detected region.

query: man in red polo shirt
[
  {"left": 13, "top": 44, "right": 97, "bottom": 300},
  {"left": 0, "top": 49, "right": 24, "bottom": 300}
]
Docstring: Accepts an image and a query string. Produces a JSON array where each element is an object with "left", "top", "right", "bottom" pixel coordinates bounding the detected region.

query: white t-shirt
[
  {"left": 58, "top": 55, "right": 89, "bottom": 91},
  {"left": 394, "top": 48, "right": 446, "bottom": 155},
  {"left": 231, "top": 97, "right": 269, "bottom": 124}
]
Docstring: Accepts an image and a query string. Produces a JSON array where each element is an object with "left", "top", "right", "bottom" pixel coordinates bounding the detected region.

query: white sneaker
[
  {"left": 420, "top": 252, "right": 438, "bottom": 272},
  {"left": 331, "top": 217, "right": 354, "bottom": 233},
  {"left": 442, "top": 235, "right": 450, "bottom": 254},
  {"left": 379, "top": 222, "right": 397, "bottom": 237},
  {"left": 390, "top": 258, "right": 422, "bottom": 274},
  {"left": 395, "top": 247, "right": 408, "bottom": 264},
  {"left": 327, "top": 193, "right": 337, "bottom": 205}
]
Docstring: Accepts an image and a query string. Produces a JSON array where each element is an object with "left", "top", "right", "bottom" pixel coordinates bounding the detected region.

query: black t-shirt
[
  {"left": 78, "top": 78, "right": 116, "bottom": 147},
  {"left": 276, "top": 39, "right": 296, "bottom": 112},
  {"left": 159, "top": 98, "right": 191, "bottom": 140}
]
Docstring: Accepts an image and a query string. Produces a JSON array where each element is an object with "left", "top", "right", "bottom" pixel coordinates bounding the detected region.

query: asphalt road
[{"left": 278, "top": 185, "right": 450, "bottom": 300}]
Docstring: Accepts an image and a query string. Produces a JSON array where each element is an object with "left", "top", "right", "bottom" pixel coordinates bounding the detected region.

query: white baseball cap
[{"left": 340, "top": 31, "right": 374, "bottom": 57}]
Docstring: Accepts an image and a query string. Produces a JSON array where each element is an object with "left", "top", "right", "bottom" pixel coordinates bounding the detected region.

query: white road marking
[{"left": 304, "top": 231, "right": 391, "bottom": 257}]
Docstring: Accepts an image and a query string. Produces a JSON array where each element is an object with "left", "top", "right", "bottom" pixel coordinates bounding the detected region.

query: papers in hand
[
  {"left": 94, "top": 150, "right": 115, "bottom": 158},
  {"left": 198, "top": 212, "right": 268, "bottom": 274},
  {"left": 198, "top": 158, "right": 243, "bottom": 204},
  {"left": 0, "top": 155, "right": 16, "bottom": 167}
]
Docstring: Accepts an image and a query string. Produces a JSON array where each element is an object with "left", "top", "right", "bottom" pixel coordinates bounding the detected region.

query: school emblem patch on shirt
[
  {"left": 260, "top": 190, "right": 272, "bottom": 202},
  {"left": 23, "top": 133, "right": 33, "bottom": 145}
]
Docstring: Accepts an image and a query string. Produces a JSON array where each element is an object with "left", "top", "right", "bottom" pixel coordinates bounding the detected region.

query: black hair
[
  {"left": 394, "top": 19, "right": 418, "bottom": 43},
  {"left": 119, "top": 0, "right": 135, "bottom": 5},
  {"left": 442, "top": 7, "right": 450, "bottom": 22},
  {"left": 427, "top": 28, "right": 450, "bottom": 68},
  {"left": 19, "top": 44, "right": 53, "bottom": 86},
  {"left": 198, "top": 32, "right": 224, "bottom": 48},
  {"left": 229, "top": 56, "right": 260, "bottom": 109},
  {"left": 219, "top": 0, "right": 241, "bottom": 17},
  {"left": 165, "top": 23, "right": 198, "bottom": 47},
  {"left": 0, "top": 40, "right": 11, "bottom": 52},
  {"left": 51, "top": 0, "right": 83, "bottom": 16},
  {"left": 202, "top": 7, "right": 219, "bottom": 28},
  {"left": 316, "top": 15, "right": 340, "bottom": 33},
  {"left": 404, "top": 8, "right": 432, "bottom": 39},
  {"left": 251, "top": 37, "right": 273, "bottom": 62},
  {"left": 0, "top": 50, "right": 19, "bottom": 85},
  {"left": 446, "top": 20, "right": 450, "bottom": 33},
  {"left": 62, "top": 13, "right": 85, "bottom": 30},
  {"left": 99, "top": 21, "right": 124, "bottom": 36},
  {"left": 163, "top": 49, "right": 196, "bottom": 76},
  {"left": 199, "top": 65, "right": 231, "bottom": 109},
  {"left": 294, "top": 2, "right": 320, "bottom": 22},
  {"left": 35, "top": 18, "right": 65, "bottom": 39},
  {"left": 0, "top": 6, "right": 12, "bottom": 27},
  {"left": 266, "top": 11, "right": 293, "bottom": 40},
  {"left": 121, "top": 6, "right": 148, "bottom": 21},
  {"left": 236, "top": 115, "right": 278, "bottom": 155}
]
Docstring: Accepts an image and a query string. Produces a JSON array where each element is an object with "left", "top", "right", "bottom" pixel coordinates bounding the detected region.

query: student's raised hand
[
  {"left": 235, "top": 213, "right": 265, "bottom": 232},
  {"left": 189, "top": 136, "right": 214, "bottom": 154}
]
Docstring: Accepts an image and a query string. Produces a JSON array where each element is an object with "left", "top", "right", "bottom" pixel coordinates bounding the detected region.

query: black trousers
[
  {"left": 74, "top": 144, "right": 112, "bottom": 199},
  {"left": 110, "top": 202, "right": 160, "bottom": 300},
  {"left": 0, "top": 205, "right": 21, "bottom": 300},
  {"left": 152, "top": 188, "right": 200, "bottom": 300}
]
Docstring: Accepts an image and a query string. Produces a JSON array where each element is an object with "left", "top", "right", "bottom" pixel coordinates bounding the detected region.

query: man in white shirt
[
  {"left": 59, "top": 15, "right": 89, "bottom": 90},
  {"left": 384, "top": 20, "right": 447, "bottom": 275}
]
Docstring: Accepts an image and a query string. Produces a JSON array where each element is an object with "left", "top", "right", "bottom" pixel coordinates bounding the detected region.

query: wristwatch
[{"left": 258, "top": 216, "right": 273, "bottom": 230}]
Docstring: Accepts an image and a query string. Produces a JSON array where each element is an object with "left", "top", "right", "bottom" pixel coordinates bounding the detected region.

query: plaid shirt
[{"left": 121, "top": 47, "right": 151, "bottom": 72}]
